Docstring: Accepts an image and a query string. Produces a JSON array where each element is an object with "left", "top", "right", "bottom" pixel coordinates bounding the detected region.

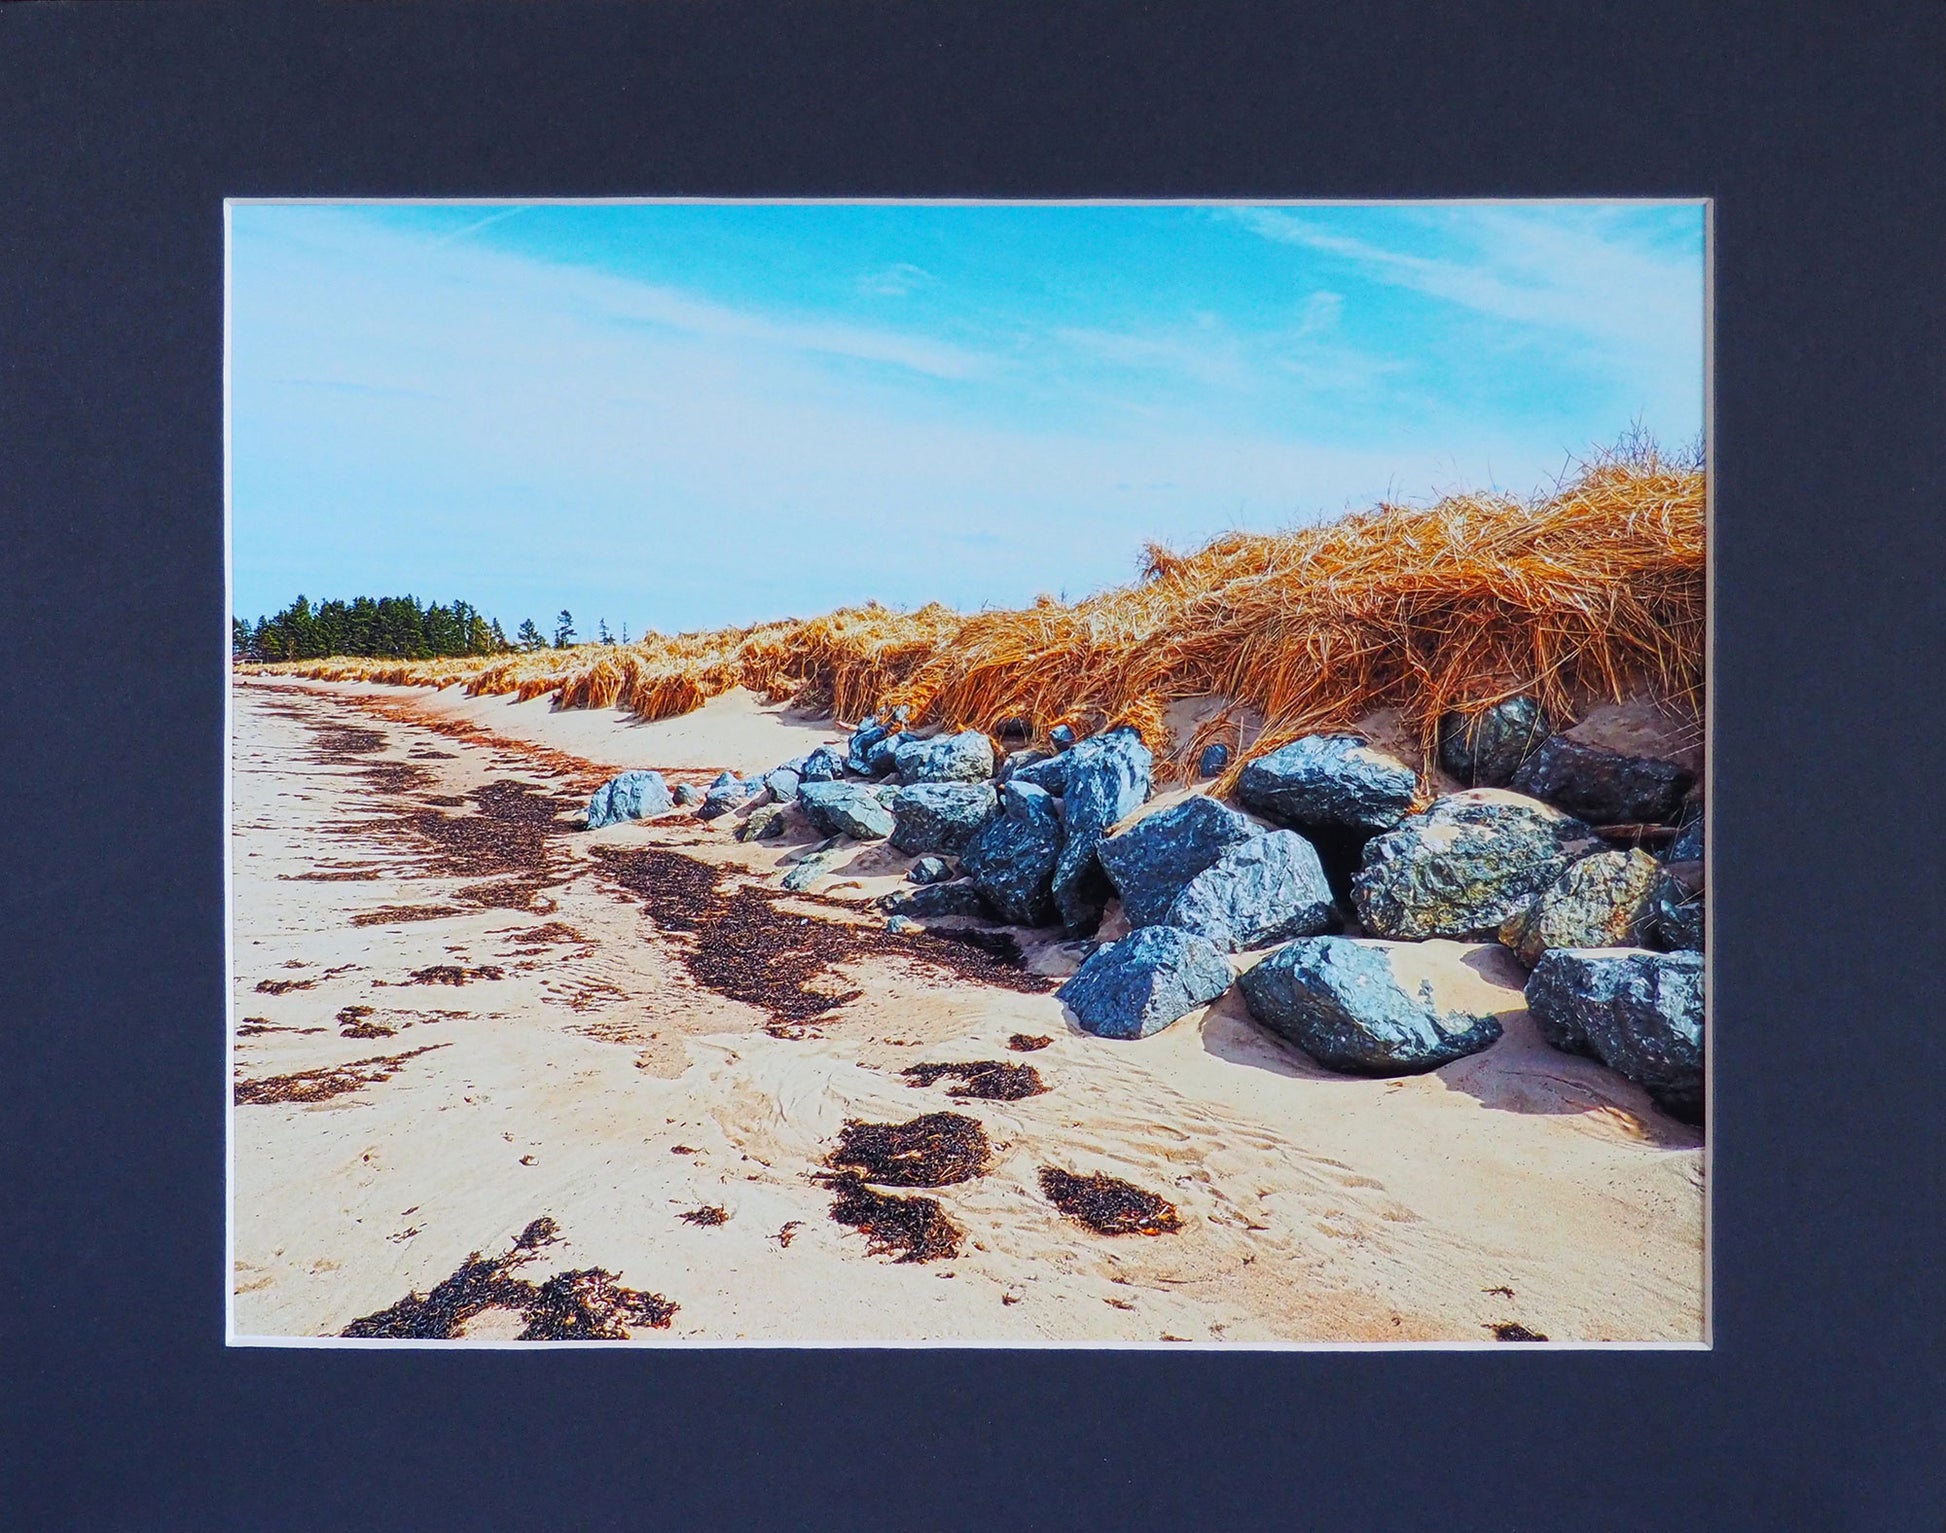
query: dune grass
[{"left": 246, "top": 440, "right": 1704, "bottom": 781}]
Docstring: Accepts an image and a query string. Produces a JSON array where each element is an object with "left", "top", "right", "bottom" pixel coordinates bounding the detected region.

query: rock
[
  {"left": 844, "top": 714, "right": 896, "bottom": 775},
  {"left": 1436, "top": 697, "right": 1551, "bottom": 787},
  {"left": 1056, "top": 925, "right": 1233, "bottom": 1040},
  {"left": 1096, "top": 795, "right": 1262, "bottom": 927},
  {"left": 1196, "top": 742, "right": 1231, "bottom": 778},
  {"left": 1351, "top": 789, "right": 1603, "bottom": 940},
  {"left": 1000, "top": 747, "right": 1053, "bottom": 781},
  {"left": 699, "top": 774, "right": 762, "bottom": 820},
  {"left": 1235, "top": 734, "right": 1418, "bottom": 834},
  {"left": 1649, "top": 860, "right": 1704, "bottom": 952},
  {"left": 1497, "top": 848, "right": 1660, "bottom": 966},
  {"left": 1050, "top": 727, "right": 1154, "bottom": 934},
  {"left": 1007, "top": 752, "right": 1071, "bottom": 795},
  {"left": 1049, "top": 724, "right": 1077, "bottom": 751},
  {"left": 585, "top": 770, "right": 673, "bottom": 829},
  {"left": 1509, "top": 736, "right": 1695, "bottom": 825},
  {"left": 863, "top": 730, "right": 920, "bottom": 778},
  {"left": 961, "top": 780, "right": 1065, "bottom": 926},
  {"left": 1524, "top": 949, "right": 1705, "bottom": 1121},
  {"left": 907, "top": 855, "right": 956, "bottom": 885},
  {"left": 1666, "top": 811, "right": 1705, "bottom": 865},
  {"left": 735, "top": 803, "right": 793, "bottom": 842},
  {"left": 672, "top": 783, "right": 702, "bottom": 807},
  {"left": 887, "top": 782, "right": 1000, "bottom": 855},
  {"left": 780, "top": 848, "right": 846, "bottom": 892},
  {"left": 1237, "top": 937, "right": 1504, "bottom": 1075},
  {"left": 796, "top": 781, "right": 895, "bottom": 840},
  {"left": 762, "top": 767, "right": 802, "bottom": 803},
  {"left": 881, "top": 880, "right": 992, "bottom": 919},
  {"left": 1164, "top": 831, "right": 1336, "bottom": 952},
  {"left": 892, "top": 730, "right": 996, "bottom": 785},
  {"left": 797, "top": 746, "right": 847, "bottom": 784},
  {"left": 886, "top": 915, "right": 919, "bottom": 935}
]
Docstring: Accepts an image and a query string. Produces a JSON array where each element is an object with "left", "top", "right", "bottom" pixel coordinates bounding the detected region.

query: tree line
[{"left": 233, "top": 596, "right": 621, "bottom": 661}]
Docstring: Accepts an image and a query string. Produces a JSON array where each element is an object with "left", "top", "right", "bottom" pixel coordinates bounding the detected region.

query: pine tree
[
  {"left": 517, "top": 618, "right": 545, "bottom": 652},
  {"left": 554, "top": 610, "right": 576, "bottom": 648},
  {"left": 597, "top": 618, "right": 614, "bottom": 645}
]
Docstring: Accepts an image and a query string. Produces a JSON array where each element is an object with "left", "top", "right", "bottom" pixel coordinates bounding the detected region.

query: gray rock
[
  {"left": 886, "top": 915, "right": 919, "bottom": 935},
  {"left": 880, "top": 880, "right": 992, "bottom": 919},
  {"left": 1510, "top": 735, "right": 1694, "bottom": 825},
  {"left": 1049, "top": 724, "right": 1077, "bottom": 751},
  {"left": 762, "top": 767, "right": 802, "bottom": 803},
  {"left": 907, "top": 855, "right": 956, "bottom": 885},
  {"left": 863, "top": 730, "right": 920, "bottom": 778},
  {"left": 586, "top": 770, "right": 673, "bottom": 829},
  {"left": 1050, "top": 727, "right": 1154, "bottom": 934},
  {"left": 1649, "top": 861, "right": 1704, "bottom": 952},
  {"left": 843, "top": 714, "right": 897, "bottom": 775},
  {"left": 1524, "top": 948, "right": 1705, "bottom": 1122},
  {"left": 1666, "top": 811, "right": 1705, "bottom": 865},
  {"left": 961, "top": 780, "right": 1065, "bottom": 926},
  {"left": 1165, "top": 831, "right": 1336, "bottom": 952},
  {"left": 888, "top": 782, "right": 1000, "bottom": 855},
  {"left": 1000, "top": 748, "right": 1054, "bottom": 781},
  {"left": 1237, "top": 937, "right": 1504, "bottom": 1075},
  {"left": 892, "top": 729, "right": 996, "bottom": 785},
  {"left": 1196, "top": 742, "right": 1232, "bottom": 778},
  {"left": 699, "top": 774, "right": 762, "bottom": 820},
  {"left": 796, "top": 781, "right": 895, "bottom": 840},
  {"left": 797, "top": 746, "right": 847, "bottom": 784},
  {"left": 672, "top": 782, "right": 702, "bottom": 807},
  {"left": 1096, "top": 795, "right": 1262, "bottom": 927},
  {"left": 735, "top": 803, "right": 793, "bottom": 843},
  {"left": 1235, "top": 734, "right": 1418, "bottom": 834},
  {"left": 1351, "top": 789, "right": 1603, "bottom": 940},
  {"left": 1437, "top": 698, "right": 1551, "bottom": 787},
  {"left": 1497, "top": 848, "right": 1660, "bottom": 966},
  {"left": 1056, "top": 925, "right": 1233, "bottom": 1040},
  {"left": 780, "top": 848, "right": 846, "bottom": 892},
  {"left": 1008, "top": 752, "right": 1071, "bottom": 795}
]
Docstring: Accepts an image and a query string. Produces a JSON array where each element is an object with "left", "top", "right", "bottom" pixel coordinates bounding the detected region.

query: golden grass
[{"left": 245, "top": 446, "right": 1704, "bottom": 782}]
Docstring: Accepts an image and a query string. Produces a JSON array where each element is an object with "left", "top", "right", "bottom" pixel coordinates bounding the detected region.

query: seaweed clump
[
  {"left": 339, "top": 1217, "right": 678, "bottom": 1340},
  {"left": 678, "top": 1205, "right": 729, "bottom": 1227},
  {"left": 1007, "top": 1034, "right": 1052, "bottom": 1052},
  {"left": 1487, "top": 1322, "right": 1550, "bottom": 1342},
  {"left": 1038, "top": 1167, "right": 1183, "bottom": 1236},
  {"left": 902, "top": 1060, "right": 1048, "bottom": 1101},
  {"left": 827, "top": 1112, "right": 991, "bottom": 1187},
  {"left": 824, "top": 1174, "right": 962, "bottom": 1263},
  {"left": 233, "top": 1043, "right": 449, "bottom": 1106}
]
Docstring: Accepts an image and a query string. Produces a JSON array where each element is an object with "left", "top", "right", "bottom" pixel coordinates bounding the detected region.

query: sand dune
[{"left": 229, "top": 677, "right": 1704, "bottom": 1345}]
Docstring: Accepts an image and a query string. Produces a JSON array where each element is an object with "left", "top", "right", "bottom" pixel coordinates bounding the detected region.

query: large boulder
[
  {"left": 780, "top": 847, "right": 846, "bottom": 892},
  {"left": 1510, "top": 736, "right": 1695, "bottom": 825},
  {"left": 893, "top": 729, "right": 997, "bottom": 785},
  {"left": 1649, "top": 861, "right": 1704, "bottom": 952},
  {"left": 796, "top": 781, "right": 895, "bottom": 840},
  {"left": 880, "top": 880, "right": 992, "bottom": 920},
  {"left": 961, "top": 781, "right": 1065, "bottom": 926},
  {"left": 1007, "top": 752, "right": 1071, "bottom": 795},
  {"left": 797, "top": 745, "right": 847, "bottom": 784},
  {"left": 1235, "top": 734, "right": 1418, "bottom": 834},
  {"left": 999, "top": 747, "right": 1054, "bottom": 781},
  {"left": 843, "top": 711, "right": 907, "bottom": 776},
  {"left": 1165, "top": 831, "right": 1337, "bottom": 952},
  {"left": 1056, "top": 925, "right": 1234, "bottom": 1040},
  {"left": 586, "top": 770, "right": 673, "bottom": 829},
  {"left": 735, "top": 803, "right": 793, "bottom": 842},
  {"left": 1497, "top": 848, "right": 1660, "bottom": 967},
  {"left": 1096, "top": 795, "right": 1261, "bottom": 927},
  {"left": 1050, "top": 727, "right": 1154, "bottom": 933},
  {"left": 1524, "top": 949, "right": 1705, "bottom": 1122},
  {"left": 1436, "top": 697, "right": 1551, "bottom": 787},
  {"left": 888, "top": 782, "right": 1000, "bottom": 855},
  {"left": 863, "top": 730, "right": 920, "bottom": 778},
  {"left": 699, "top": 772, "right": 762, "bottom": 820},
  {"left": 672, "top": 782, "right": 703, "bottom": 808},
  {"left": 762, "top": 767, "right": 803, "bottom": 803},
  {"left": 1351, "top": 789, "right": 1603, "bottom": 940},
  {"left": 1237, "top": 937, "right": 1504, "bottom": 1075}
]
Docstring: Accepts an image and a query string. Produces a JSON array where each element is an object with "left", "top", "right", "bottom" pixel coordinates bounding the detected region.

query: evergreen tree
[
  {"left": 554, "top": 610, "right": 576, "bottom": 648},
  {"left": 517, "top": 618, "right": 545, "bottom": 652},
  {"left": 597, "top": 618, "right": 614, "bottom": 645}
]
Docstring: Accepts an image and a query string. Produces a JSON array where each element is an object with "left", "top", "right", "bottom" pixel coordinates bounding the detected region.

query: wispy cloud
[{"left": 858, "top": 262, "right": 935, "bottom": 297}]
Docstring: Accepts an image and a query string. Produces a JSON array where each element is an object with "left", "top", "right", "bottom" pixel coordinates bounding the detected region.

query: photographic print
[{"left": 227, "top": 200, "right": 1708, "bottom": 1346}]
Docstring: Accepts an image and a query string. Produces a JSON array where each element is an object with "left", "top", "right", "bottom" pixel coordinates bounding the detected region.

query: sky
[{"left": 228, "top": 200, "right": 1706, "bottom": 638}]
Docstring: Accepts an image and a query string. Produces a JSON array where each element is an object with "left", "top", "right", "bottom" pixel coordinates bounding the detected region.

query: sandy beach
[{"left": 229, "top": 676, "right": 1705, "bottom": 1345}]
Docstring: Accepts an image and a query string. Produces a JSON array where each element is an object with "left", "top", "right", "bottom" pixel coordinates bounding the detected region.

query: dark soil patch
[
  {"left": 1488, "top": 1322, "right": 1549, "bottom": 1342},
  {"left": 823, "top": 1173, "right": 962, "bottom": 1263},
  {"left": 254, "top": 978, "right": 316, "bottom": 995},
  {"left": 339, "top": 1216, "right": 677, "bottom": 1340},
  {"left": 405, "top": 964, "right": 505, "bottom": 986},
  {"left": 336, "top": 1004, "right": 395, "bottom": 1039},
  {"left": 592, "top": 845, "right": 1052, "bottom": 1035},
  {"left": 1007, "top": 1033, "right": 1052, "bottom": 1052},
  {"left": 826, "top": 1112, "right": 991, "bottom": 1187},
  {"left": 903, "top": 1060, "right": 1048, "bottom": 1101},
  {"left": 1038, "top": 1167, "right": 1183, "bottom": 1237},
  {"left": 233, "top": 1043, "right": 449, "bottom": 1105},
  {"left": 678, "top": 1205, "right": 729, "bottom": 1227}
]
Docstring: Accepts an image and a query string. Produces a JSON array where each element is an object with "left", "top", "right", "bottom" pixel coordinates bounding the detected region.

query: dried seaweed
[
  {"left": 1006, "top": 1034, "right": 1052, "bottom": 1052},
  {"left": 902, "top": 1060, "right": 1048, "bottom": 1101},
  {"left": 1038, "top": 1166, "right": 1182, "bottom": 1236},
  {"left": 826, "top": 1112, "right": 991, "bottom": 1187},
  {"left": 678, "top": 1205, "right": 729, "bottom": 1227},
  {"left": 823, "top": 1173, "right": 962, "bottom": 1263},
  {"left": 233, "top": 1043, "right": 449, "bottom": 1105}
]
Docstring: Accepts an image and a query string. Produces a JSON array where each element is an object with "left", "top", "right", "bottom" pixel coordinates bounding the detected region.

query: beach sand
[{"left": 229, "top": 677, "right": 1705, "bottom": 1345}]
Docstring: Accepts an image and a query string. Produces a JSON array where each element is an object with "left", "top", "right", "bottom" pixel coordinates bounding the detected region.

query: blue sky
[{"left": 228, "top": 200, "right": 1705, "bottom": 636}]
